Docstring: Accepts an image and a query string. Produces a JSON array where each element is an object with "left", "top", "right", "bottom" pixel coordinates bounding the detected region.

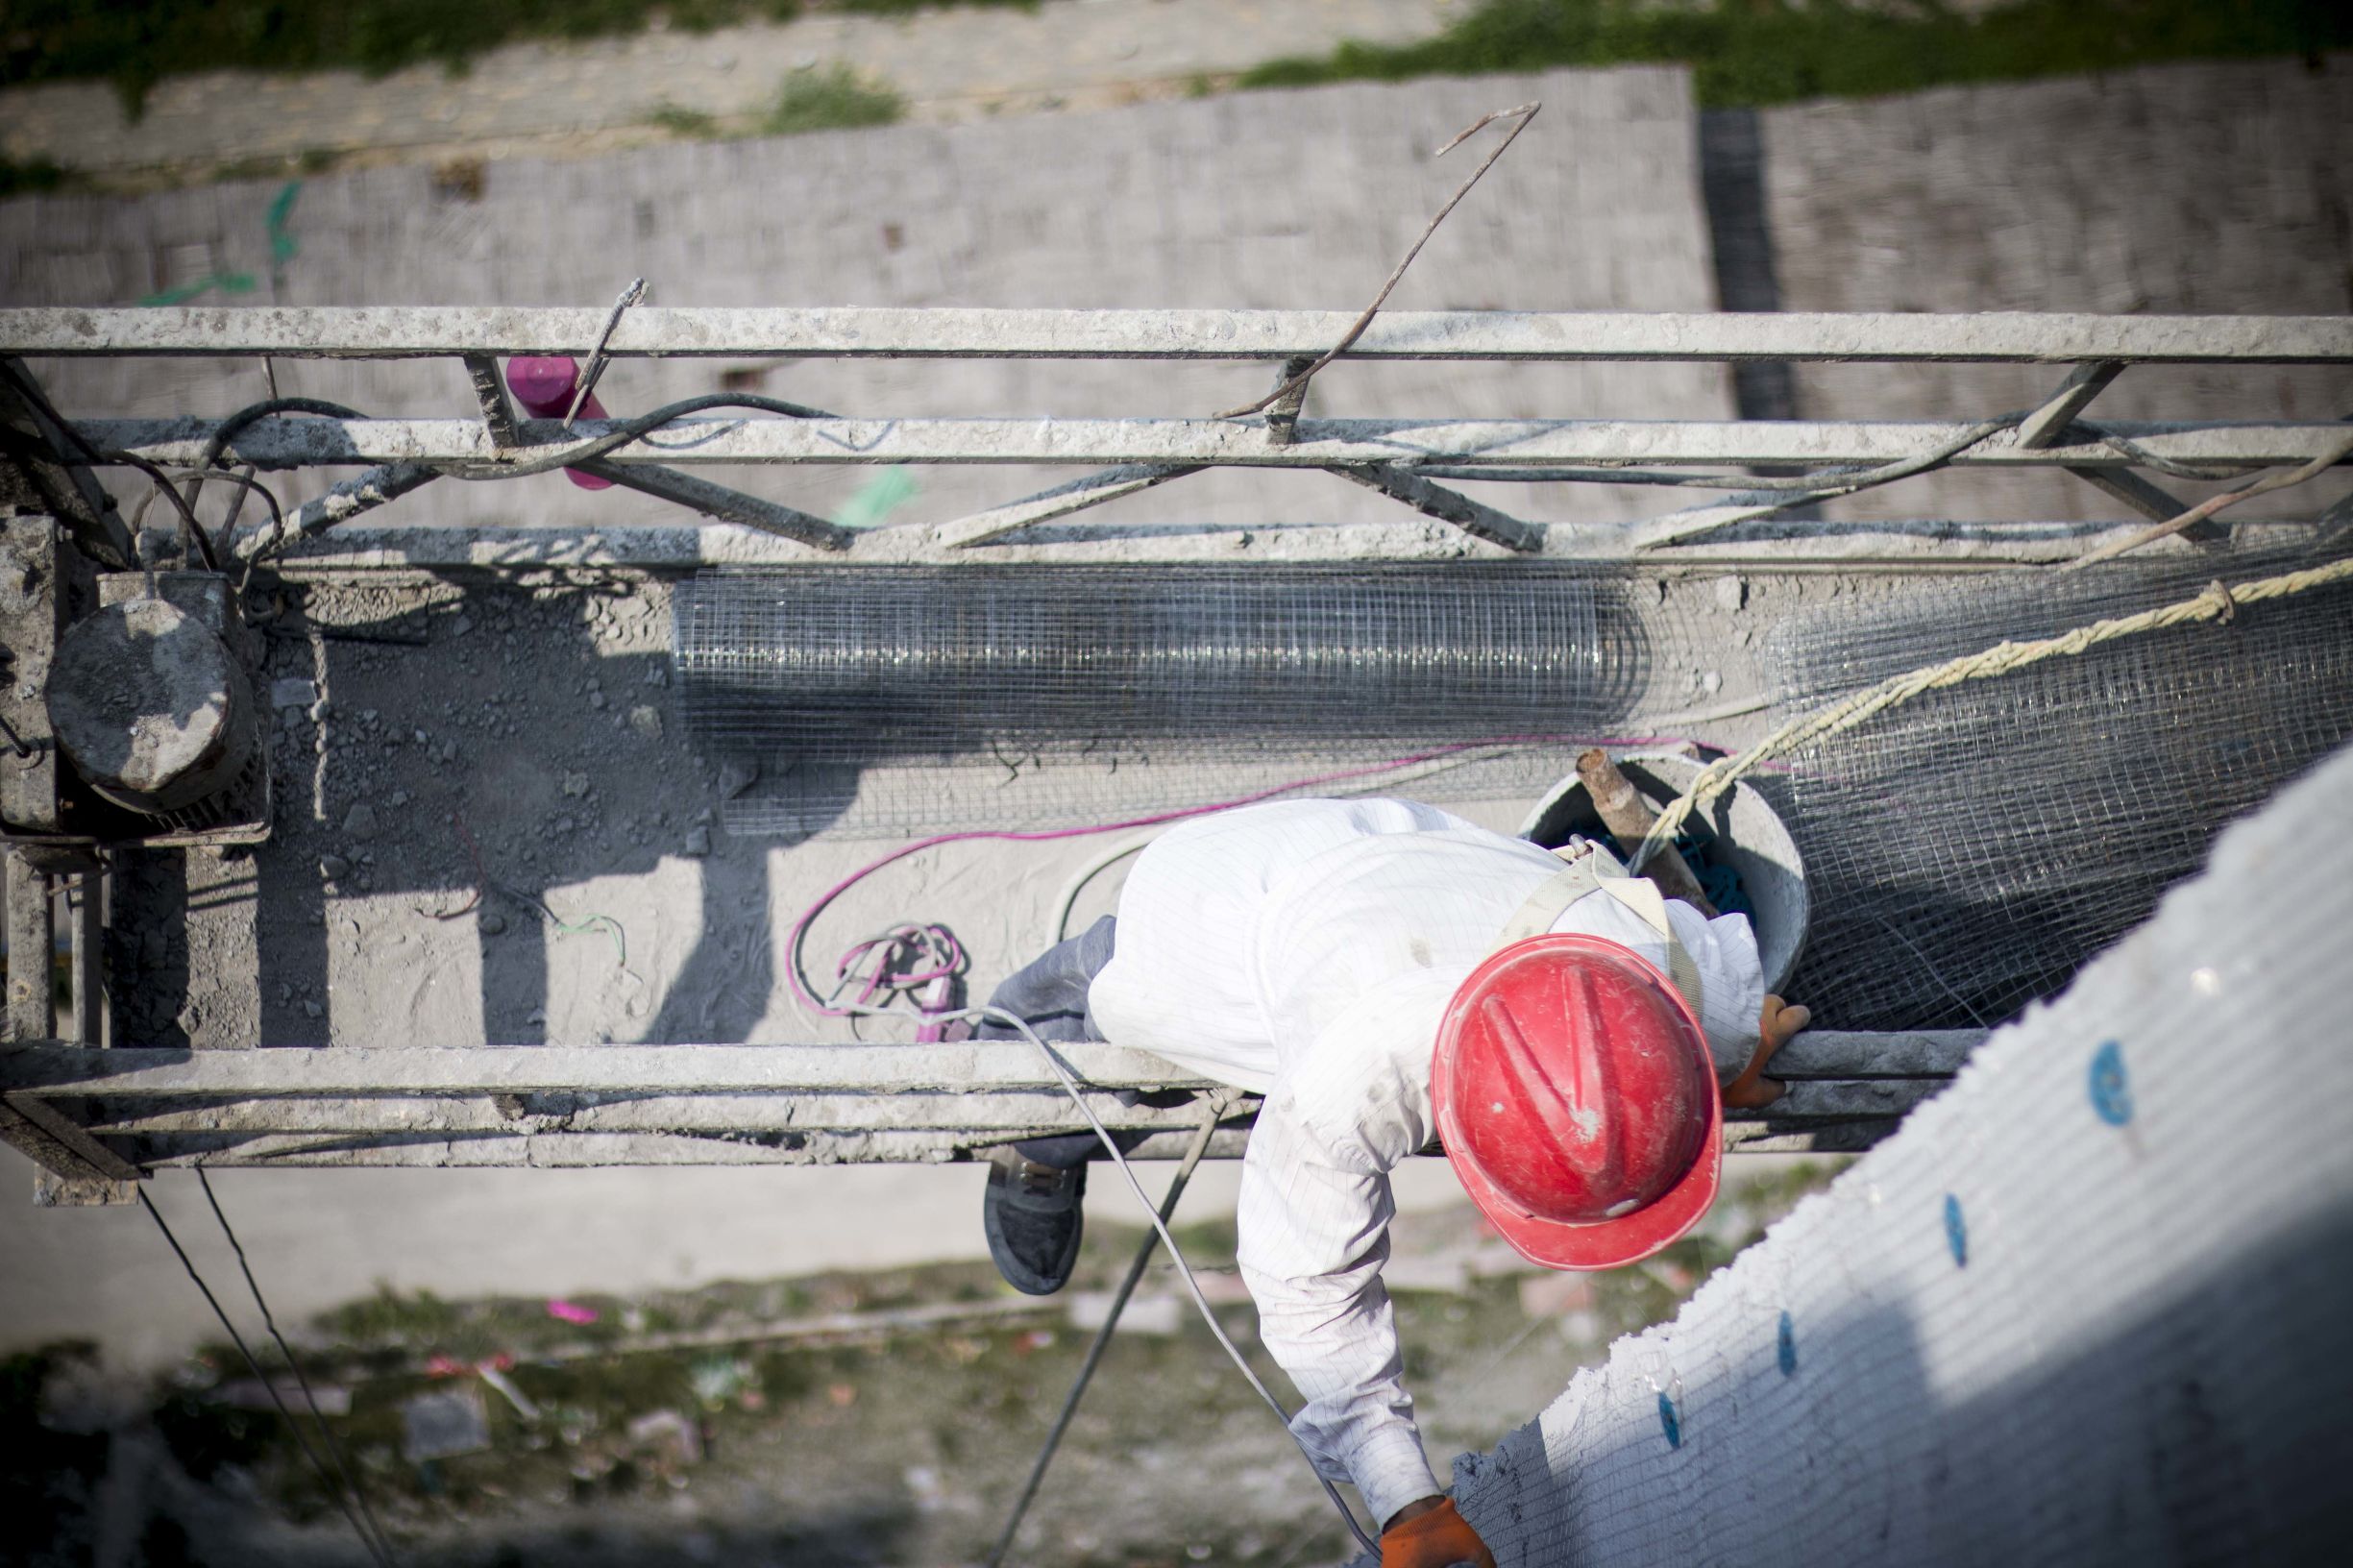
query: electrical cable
[
  {"left": 983, "top": 1090, "right": 1237, "bottom": 1567},
  {"left": 194, "top": 1168, "right": 399, "bottom": 1566},
  {"left": 139, "top": 1188, "right": 398, "bottom": 1568},
  {"left": 191, "top": 398, "right": 366, "bottom": 499},
  {"left": 440, "top": 392, "right": 836, "bottom": 481},
  {"left": 782, "top": 733, "right": 1699, "bottom": 1021},
  {"left": 1047, "top": 833, "right": 1161, "bottom": 944},
  {"left": 842, "top": 996, "right": 1380, "bottom": 1557},
  {"left": 2, "top": 361, "right": 221, "bottom": 570}
]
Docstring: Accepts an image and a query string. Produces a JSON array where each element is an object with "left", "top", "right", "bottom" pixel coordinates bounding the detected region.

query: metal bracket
[
  {"left": 5, "top": 850, "right": 137, "bottom": 1202},
  {"left": 1333, "top": 464, "right": 1544, "bottom": 553},
  {"left": 462, "top": 354, "right": 521, "bottom": 448},
  {"left": 2014, "top": 360, "right": 2211, "bottom": 534},
  {"left": 936, "top": 464, "right": 1203, "bottom": 550}
]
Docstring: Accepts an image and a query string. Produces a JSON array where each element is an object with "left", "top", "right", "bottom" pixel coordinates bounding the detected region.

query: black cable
[
  {"left": 139, "top": 1188, "right": 397, "bottom": 1568},
  {"left": 0, "top": 361, "right": 219, "bottom": 571},
  {"left": 2082, "top": 425, "right": 2255, "bottom": 483},
  {"left": 195, "top": 1168, "right": 399, "bottom": 1567},
  {"left": 440, "top": 392, "right": 836, "bottom": 481},
  {"left": 194, "top": 397, "right": 369, "bottom": 481}
]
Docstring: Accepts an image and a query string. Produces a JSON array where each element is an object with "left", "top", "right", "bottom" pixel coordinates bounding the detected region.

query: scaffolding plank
[
  {"left": 3, "top": 1031, "right": 1975, "bottom": 1099},
  {"left": 8, "top": 309, "right": 2349, "bottom": 363},
  {"left": 85, "top": 417, "right": 2350, "bottom": 474}
]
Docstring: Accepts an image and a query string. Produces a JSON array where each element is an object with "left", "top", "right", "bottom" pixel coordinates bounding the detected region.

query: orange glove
[
  {"left": 1380, "top": 1497, "right": 1496, "bottom": 1568},
  {"left": 1725, "top": 993, "right": 1810, "bottom": 1110}
]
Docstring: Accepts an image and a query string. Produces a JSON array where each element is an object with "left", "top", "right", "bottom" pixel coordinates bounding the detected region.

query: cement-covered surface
[{"left": 107, "top": 566, "right": 1748, "bottom": 1062}]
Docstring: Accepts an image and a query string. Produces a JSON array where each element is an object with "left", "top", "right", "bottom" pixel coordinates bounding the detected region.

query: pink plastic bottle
[{"left": 503, "top": 355, "right": 613, "bottom": 491}]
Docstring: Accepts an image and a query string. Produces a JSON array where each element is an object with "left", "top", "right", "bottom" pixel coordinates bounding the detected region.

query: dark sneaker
[{"left": 983, "top": 1148, "right": 1087, "bottom": 1295}]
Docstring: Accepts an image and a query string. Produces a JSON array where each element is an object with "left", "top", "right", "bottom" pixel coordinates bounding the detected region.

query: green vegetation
[
  {"left": 211, "top": 147, "right": 341, "bottom": 184},
  {"left": 765, "top": 62, "right": 907, "bottom": 135},
  {"left": 0, "top": 155, "right": 69, "bottom": 198},
  {"left": 0, "top": 1, "right": 1036, "bottom": 117},
  {"left": 1242, "top": 0, "right": 2353, "bottom": 110},
  {"left": 646, "top": 102, "right": 723, "bottom": 137}
]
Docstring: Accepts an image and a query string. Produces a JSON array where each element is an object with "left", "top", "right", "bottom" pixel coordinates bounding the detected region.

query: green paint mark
[
  {"left": 835, "top": 465, "right": 919, "bottom": 529},
  {"left": 138, "top": 180, "right": 302, "bottom": 306}
]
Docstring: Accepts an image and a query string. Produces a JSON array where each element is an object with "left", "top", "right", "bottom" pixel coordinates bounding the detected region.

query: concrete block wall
[
  {"left": 1446, "top": 736, "right": 2353, "bottom": 1564},
  {"left": 0, "top": 67, "right": 1728, "bottom": 537},
  {"left": 6, "top": 56, "right": 2348, "bottom": 538},
  {"left": 1762, "top": 57, "right": 2353, "bottom": 524}
]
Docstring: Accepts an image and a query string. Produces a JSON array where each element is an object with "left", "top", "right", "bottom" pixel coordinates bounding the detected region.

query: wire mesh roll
[
  {"left": 675, "top": 565, "right": 1645, "bottom": 765},
  {"left": 1760, "top": 550, "right": 2353, "bottom": 1030}
]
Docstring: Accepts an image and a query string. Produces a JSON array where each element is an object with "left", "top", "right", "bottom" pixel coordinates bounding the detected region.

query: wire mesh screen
[
  {"left": 675, "top": 565, "right": 1661, "bottom": 836},
  {"left": 1449, "top": 746, "right": 2353, "bottom": 1565},
  {"left": 1761, "top": 551, "right": 2353, "bottom": 1030}
]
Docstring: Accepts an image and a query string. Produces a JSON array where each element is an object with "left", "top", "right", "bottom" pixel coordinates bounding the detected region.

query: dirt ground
[{"left": 3, "top": 1165, "right": 1841, "bottom": 1568}]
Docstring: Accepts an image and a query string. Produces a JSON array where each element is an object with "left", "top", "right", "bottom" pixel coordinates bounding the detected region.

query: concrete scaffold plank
[
  {"left": 2, "top": 1032, "right": 1973, "bottom": 1165},
  {"left": 7, "top": 308, "right": 2350, "bottom": 363},
  {"left": 77, "top": 416, "right": 2351, "bottom": 473},
  {"left": 75, "top": 1075, "right": 1947, "bottom": 1139},
  {"left": 0, "top": 1031, "right": 1970, "bottom": 1099}
]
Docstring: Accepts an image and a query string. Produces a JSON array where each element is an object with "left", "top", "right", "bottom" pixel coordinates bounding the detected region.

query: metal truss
[
  {"left": 0, "top": 1031, "right": 1983, "bottom": 1175},
  {"left": 7, "top": 307, "right": 2349, "bottom": 558}
]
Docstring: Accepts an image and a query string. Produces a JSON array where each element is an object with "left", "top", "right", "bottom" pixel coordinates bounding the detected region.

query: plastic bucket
[{"left": 1516, "top": 754, "right": 1809, "bottom": 993}]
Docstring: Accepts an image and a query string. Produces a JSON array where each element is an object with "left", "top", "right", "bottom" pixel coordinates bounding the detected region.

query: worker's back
[{"left": 1088, "top": 798, "right": 1766, "bottom": 1107}]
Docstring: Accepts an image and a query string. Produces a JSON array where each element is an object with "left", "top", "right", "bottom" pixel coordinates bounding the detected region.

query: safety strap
[{"left": 1495, "top": 838, "right": 1705, "bottom": 1022}]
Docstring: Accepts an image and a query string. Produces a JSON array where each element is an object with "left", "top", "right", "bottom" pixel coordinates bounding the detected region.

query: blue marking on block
[
  {"left": 1945, "top": 1193, "right": 1969, "bottom": 1267},
  {"left": 2089, "top": 1039, "right": 2134, "bottom": 1126},
  {"left": 1777, "top": 1310, "right": 1798, "bottom": 1376},
  {"left": 1657, "top": 1390, "right": 1682, "bottom": 1449}
]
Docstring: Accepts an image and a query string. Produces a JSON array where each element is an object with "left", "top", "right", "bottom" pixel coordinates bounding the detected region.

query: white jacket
[{"left": 1088, "top": 798, "right": 1767, "bottom": 1524}]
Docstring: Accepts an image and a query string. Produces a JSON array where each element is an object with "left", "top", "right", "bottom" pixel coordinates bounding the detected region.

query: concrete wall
[
  {"left": 10, "top": 58, "right": 2349, "bottom": 539},
  {"left": 1448, "top": 736, "right": 2353, "bottom": 1564},
  {"left": 1763, "top": 57, "right": 2353, "bottom": 523},
  {"left": 0, "top": 66, "right": 1728, "bottom": 536}
]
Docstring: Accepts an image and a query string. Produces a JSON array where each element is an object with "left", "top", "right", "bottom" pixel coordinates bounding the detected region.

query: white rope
[{"left": 1630, "top": 553, "right": 2353, "bottom": 872}]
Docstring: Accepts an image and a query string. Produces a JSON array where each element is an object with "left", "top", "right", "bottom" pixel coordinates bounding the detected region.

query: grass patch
[
  {"left": 765, "top": 62, "right": 906, "bottom": 135},
  {"left": 1241, "top": 0, "right": 2353, "bottom": 110},
  {"left": 212, "top": 146, "right": 340, "bottom": 184},
  {"left": 0, "top": 1, "right": 1035, "bottom": 117},
  {"left": 647, "top": 102, "right": 723, "bottom": 137}
]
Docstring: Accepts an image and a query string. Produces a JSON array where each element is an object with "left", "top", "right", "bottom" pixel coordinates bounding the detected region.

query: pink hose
[{"left": 784, "top": 734, "right": 1696, "bottom": 1020}]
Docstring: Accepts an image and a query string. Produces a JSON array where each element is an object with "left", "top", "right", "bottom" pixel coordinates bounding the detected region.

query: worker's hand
[
  {"left": 1380, "top": 1496, "right": 1496, "bottom": 1568},
  {"left": 1724, "top": 993, "right": 1810, "bottom": 1111}
]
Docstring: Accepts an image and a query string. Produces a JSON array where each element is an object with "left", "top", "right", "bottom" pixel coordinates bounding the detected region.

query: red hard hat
[{"left": 1432, "top": 934, "right": 1721, "bottom": 1270}]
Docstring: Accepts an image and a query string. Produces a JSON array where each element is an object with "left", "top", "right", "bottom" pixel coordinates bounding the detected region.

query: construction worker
[{"left": 977, "top": 797, "right": 1804, "bottom": 1568}]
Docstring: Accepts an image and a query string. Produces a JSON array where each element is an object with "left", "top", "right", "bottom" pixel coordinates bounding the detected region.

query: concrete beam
[
  {"left": 80, "top": 416, "right": 2347, "bottom": 474},
  {"left": 8, "top": 308, "right": 2348, "bottom": 363},
  {"left": 2, "top": 1031, "right": 1977, "bottom": 1100}
]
